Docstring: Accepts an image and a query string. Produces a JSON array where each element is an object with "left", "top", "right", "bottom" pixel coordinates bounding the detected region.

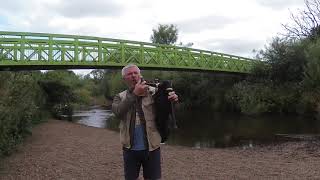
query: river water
[{"left": 73, "top": 106, "right": 320, "bottom": 148}]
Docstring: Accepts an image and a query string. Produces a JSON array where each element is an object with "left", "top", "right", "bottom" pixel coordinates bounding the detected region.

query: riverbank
[{"left": 0, "top": 120, "right": 319, "bottom": 179}]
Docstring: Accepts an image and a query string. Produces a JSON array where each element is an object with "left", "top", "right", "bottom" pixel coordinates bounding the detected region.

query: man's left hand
[{"left": 168, "top": 91, "right": 179, "bottom": 102}]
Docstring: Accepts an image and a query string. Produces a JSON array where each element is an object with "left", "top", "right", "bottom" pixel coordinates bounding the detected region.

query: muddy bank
[{"left": 0, "top": 120, "right": 320, "bottom": 179}]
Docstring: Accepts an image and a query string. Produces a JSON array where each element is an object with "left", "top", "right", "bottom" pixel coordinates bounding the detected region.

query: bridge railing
[{"left": 0, "top": 31, "right": 258, "bottom": 73}]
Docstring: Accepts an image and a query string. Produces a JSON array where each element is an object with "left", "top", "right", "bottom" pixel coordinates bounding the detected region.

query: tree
[
  {"left": 282, "top": 0, "right": 320, "bottom": 40},
  {"left": 304, "top": 39, "right": 320, "bottom": 88},
  {"left": 178, "top": 42, "right": 194, "bottom": 48},
  {"left": 89, "top": 69, "right": 105, "bottom": 83},
  {"left": 256, "top": 37, "right": 307, "bottom": 83},
  {"left": 150, "top": 24, "right": 178, "bottom": 45}
]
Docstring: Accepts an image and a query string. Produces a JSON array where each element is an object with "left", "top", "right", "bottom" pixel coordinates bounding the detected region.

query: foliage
[
  {"left": 303, "top": 38, "right": 320, "bottom": 88},
  {"left": 73, "top": 88, "right": 92, "bottom": 105},
  {"left": 0, "top": 69, "right": 113, "bottom": 158},
  {"left": 38, "top": 70, "right": 105, "bottom": 118},
  {"left": 257, "top": 37, "right": 307, "bottom": 83},
  {"left": 150, "top": 24, "right": 178, "bottom": 45},
  {"left": 230, "top": 24, "right": 320, "bottom": 116},
  {"left": 229, "top": 0, "right": 320, "bottom": 116},
  {"left": 299, "top": 38, "right": 320, "bottom": 115},
  {"left": 89, "top": 69, "right": 105, "bottom": 83},
  {"left": 0, "top": 72, "right": 46, "bottom": 156},
  {"left": 101, "top": 70, "right": 126, "bottom": 99},
  {"left": 298, "top": 89, "right": 320, "bottom": 114},
  {"left": 87, "top": 70, "right": 109, "bottom": 98},
  {"left": 226, "top": 81, "right": 275, "bottom": 115},
  {"left": 38, "top": 80, "right": 75, "bottom": 105},
  {"left": 44, "top": 70, "right": 85, "bottom": 89},
  {"left": 227, "top": 80, "right": 300, "bottom": 115}
]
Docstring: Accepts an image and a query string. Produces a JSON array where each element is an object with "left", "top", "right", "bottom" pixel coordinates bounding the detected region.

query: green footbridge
[{"left": 0, "top": 31, "right": 258, "bottom": 73}]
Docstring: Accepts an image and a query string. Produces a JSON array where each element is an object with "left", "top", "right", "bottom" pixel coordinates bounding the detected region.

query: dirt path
[{"left": 1, "top": 120, "right": 320, "bottom": 180}]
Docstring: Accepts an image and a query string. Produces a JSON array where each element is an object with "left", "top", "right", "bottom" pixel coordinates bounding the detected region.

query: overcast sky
[{"left": 0, "top": 0, "right": 305, "bottom": 74}]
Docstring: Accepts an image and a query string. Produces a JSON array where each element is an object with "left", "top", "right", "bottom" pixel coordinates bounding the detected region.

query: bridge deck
[{"left": 0, "top": 31, "right": 257, "bottom": 73}]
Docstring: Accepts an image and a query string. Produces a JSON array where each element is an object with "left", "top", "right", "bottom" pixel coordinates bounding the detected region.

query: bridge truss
[{"left": 0, "top": 31, "right": 257, "bottom": 73}]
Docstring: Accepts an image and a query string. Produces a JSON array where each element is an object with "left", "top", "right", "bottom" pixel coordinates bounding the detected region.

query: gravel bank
[{"left": 1, "top": 120, "right": 320, "bottom": 179}]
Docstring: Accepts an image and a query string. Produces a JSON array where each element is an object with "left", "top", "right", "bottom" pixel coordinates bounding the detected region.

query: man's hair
[{"left": 121, "top": 64, "right": 140, "bottom": 77}]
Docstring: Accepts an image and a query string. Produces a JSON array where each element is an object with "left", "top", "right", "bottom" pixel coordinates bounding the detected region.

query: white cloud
[
  {"left": 50, "top": 0, "right": 124, "bottom": 18},
  {"left": 255, "top": 0, "right": 303, "bottom": 10},
  {"left": 177, "top": 16, "right": 239, "bottom": 33}
]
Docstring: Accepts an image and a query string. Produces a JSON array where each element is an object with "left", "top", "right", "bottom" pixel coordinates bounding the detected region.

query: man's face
[{"left": 123, "top": 66, "right": 141, "bottom": 88}]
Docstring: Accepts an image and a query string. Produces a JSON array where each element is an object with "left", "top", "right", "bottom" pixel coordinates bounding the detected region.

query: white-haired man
[{"left": 112, "top": 64, "right": 178, "bottom": 180}]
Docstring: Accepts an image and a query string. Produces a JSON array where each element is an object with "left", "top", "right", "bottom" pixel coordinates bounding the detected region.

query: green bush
[
  {"left": 226, "top": 81, "right": 275, "bottom": 115},
  {"left": 0, "top": 72, "right": 46, "bottom": 156},
  {"left": 74, "top": 88, "right": 92, "bottom": 105},
  {"left": 303, "top": 39, "right": 320, "bottom": 89},
  {"left": 226, "top": 80, "right": 300, "bottom": 115},
  {"left": 297, "top": 90, "right": 320, "bottom": 115}
]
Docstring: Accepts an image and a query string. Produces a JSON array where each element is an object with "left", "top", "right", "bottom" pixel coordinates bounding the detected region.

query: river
[{"left": 72, "top": 106, "right": 320, "bottom": 148}]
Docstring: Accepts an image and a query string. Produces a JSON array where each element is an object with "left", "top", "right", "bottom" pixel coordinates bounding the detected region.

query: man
[{"left": 112, "top": 64, "right": 178, "bottom": 180}]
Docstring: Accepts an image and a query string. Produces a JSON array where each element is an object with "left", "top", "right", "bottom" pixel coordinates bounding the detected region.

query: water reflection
[
  {"left": 73, "top": 106, "right": 320, "bottom": 148},
  {"left": 73, "top": 107, "right": 112, "bottom": 128},
  {"left": 167, "top": 111, "right": 320, "bottom": 148}
]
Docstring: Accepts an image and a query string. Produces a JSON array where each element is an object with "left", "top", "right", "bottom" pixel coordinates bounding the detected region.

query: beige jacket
[{"left": 112, "top": 87, "right": 161, "bottom": 151}]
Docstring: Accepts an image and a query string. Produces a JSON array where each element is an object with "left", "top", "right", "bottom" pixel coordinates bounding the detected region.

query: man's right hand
[{"left": 133, "top": 80, "right": 148, "bottom": 96}]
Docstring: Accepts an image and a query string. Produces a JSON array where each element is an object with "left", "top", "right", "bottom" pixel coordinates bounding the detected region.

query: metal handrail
[{"left": 0, "top": 31, "right": 259, "bottom": 73}]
